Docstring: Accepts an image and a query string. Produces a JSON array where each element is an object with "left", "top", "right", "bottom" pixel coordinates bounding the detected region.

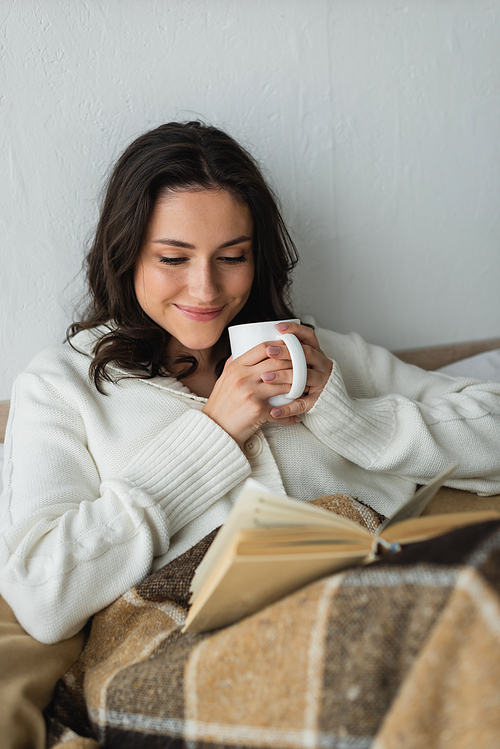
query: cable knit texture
[{"left": 1, "top": 326, "right": 500, "bottom": 643}]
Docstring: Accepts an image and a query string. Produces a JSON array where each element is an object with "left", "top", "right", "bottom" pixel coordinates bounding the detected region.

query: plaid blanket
[{"left": 45, "top": 507, "right": 500, "bottom": 748}]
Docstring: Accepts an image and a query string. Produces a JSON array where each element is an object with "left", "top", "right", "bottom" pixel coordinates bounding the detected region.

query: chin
[{"left": 177, "top": 333, "right": 224, "bottom": 352}]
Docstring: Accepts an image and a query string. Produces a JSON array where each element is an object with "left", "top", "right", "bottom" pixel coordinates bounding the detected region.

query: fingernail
[
  {"left": 270, "top": 407, "right": 282, "bottom": 417},
  {"left": 275, "top": 323, "right": 289, "bottom": 331},
  {"left": 294, "top": 416, "right": 301, "bottom": 423},
  {"left": 267, "top": 346, "right": 281, "bottom": 356},
  {"left": 261, "top": 372, "right": 276, "bottom": 382}
]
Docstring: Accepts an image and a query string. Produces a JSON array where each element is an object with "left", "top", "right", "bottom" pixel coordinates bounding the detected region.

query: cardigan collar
[{"left": 69, "top": 324, "right": 208, "bottom": 403}]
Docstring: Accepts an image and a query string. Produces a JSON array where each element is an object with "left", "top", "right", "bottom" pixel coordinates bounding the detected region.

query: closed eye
[
  {"left": 159, "top": 257, "right": 187, "bottom": 266},
  {"left": 158, "top": 255, "right": 248, "bottom": 267},
  {"left": 220, "top": 256, "right": 247, "bottom": 264}
]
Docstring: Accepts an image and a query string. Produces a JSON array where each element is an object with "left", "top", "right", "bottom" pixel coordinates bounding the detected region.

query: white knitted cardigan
[{"left": 1, "top": 325, "right": 500, "bottom": 643}]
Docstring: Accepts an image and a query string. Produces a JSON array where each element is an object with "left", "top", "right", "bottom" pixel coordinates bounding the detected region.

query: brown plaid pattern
[{"left": 45, "top": 502, "right": 500, "bottom": 749}]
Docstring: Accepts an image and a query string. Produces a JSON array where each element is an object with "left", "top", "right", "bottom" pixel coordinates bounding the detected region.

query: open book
[{"left": 182, "top": 468, "right": 499, "bottom": 634}]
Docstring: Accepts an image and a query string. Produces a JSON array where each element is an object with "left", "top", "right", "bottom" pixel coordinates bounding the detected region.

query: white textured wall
[{"left": 1, "top": 0, "right": 499, "bottom": 399}]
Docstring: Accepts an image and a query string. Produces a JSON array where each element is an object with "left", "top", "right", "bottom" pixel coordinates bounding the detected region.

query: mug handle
[{"left": 268, "top": 333, "right": 308, "bottom": 407}]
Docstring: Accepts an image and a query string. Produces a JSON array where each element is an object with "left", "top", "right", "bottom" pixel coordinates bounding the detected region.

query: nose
[{"left": 188, "top": 261, "right": 220, "bottom": 303}]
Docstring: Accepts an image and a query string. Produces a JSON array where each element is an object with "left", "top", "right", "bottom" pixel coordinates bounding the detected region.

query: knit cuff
[
  {"left": 122, "top": 409, "right": 251, "bottom": 536},
  {"left": 303, "top": 361, "right": 397, "bottom": 468}
]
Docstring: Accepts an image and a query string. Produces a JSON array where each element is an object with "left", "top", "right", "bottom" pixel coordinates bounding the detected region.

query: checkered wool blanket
[{"left": 45, "top": 505, "right": 500, "bottom": 749}]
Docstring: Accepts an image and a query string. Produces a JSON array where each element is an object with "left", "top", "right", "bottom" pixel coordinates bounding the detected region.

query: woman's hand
[
  {"left": 202, "top": 342, "right": 303, "bottom": 448},
  {"left": 202, "top": 321, "right": 333, "bottom": 448},
  {"left": 265, "top": 321, "right": 333, "bottom": 420}
]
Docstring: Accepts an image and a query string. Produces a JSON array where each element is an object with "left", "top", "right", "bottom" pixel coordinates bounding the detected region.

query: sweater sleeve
[
  {"left": 0, "top": 372, "right": 250, "bottom": 644},
  {"left": 302, "top": 331, "right": 500, "bottom": 495}
]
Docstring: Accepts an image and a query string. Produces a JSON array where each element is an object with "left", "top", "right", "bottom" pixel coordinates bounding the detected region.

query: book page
[
  {"left": 234, "top": 526, "right": 371, "bottom": 555},
  {"left": 190, "top": 479, "right": 371, "bottom": 598},
  {"left": 233, "top": 526, "right": 372, "bottom": 551},
  {"left": 381, "top": 509, "right": 500, "bottom": 545}
]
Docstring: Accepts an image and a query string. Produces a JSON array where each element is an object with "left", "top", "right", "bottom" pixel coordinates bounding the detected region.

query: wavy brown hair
[{"left": 69, "top": 121, "right": 299, "bottom": 391}]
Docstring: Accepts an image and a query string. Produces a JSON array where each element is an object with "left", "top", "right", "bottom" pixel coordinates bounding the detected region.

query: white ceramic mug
[{"left": 228, "top": 319, "right": 307, "bottom": 407}]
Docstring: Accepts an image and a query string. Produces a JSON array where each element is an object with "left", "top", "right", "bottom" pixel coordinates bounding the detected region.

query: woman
[{"left": 2, "top": 121, "right": 500, "bottom": 652}]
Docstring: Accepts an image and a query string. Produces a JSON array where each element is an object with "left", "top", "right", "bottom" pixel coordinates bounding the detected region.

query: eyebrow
[{"left": 153, "top": 235, "right": 252, "bottom": 250}]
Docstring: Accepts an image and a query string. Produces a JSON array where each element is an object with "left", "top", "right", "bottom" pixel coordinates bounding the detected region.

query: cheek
[
  {"left": 135, "top": 265, "right": 181, "bottom": 304},
  {"left": 235, "top": 265, "right": 254, "bottom": 297}
]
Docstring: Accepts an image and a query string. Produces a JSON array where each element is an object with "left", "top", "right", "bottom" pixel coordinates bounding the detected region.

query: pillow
[
  {"left": 0, "top": 443, "right": 4, "bottom": 492},
  {"left": 438, "top": 348, "right": 500, "bottom": 383}
]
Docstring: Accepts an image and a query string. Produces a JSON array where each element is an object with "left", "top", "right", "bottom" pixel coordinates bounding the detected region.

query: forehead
[{"left": 146, "top": 189, "right": 253, "bottom": 240}]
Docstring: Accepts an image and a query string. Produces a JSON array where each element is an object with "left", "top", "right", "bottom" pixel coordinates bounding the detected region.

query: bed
[{"left": 1, "top": 339, "right": 500, "bottom": 748}]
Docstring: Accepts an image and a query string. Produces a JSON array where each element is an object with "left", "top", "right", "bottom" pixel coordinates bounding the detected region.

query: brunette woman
[{"left": 2, "top": 122, "right": 500, "bottom": 653}]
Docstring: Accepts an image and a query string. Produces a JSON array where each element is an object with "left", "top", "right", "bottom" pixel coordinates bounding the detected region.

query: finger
[
  {"left": 234, "top": 341, "right": 283, "bottom": 366},
  {"left": 300, "top": 343, "right": 332, "bottom": 370},
  {"left": 255, "top": 380, "right": 300, "bottom": 401},
  {"left": 269, "top": 397, "right": 312, "bottom": 419},
  {"left": 268, "top": 414, "right": 303, "bottom": 426},
  {"left": 265, "top": 342, "right": 289, "bottom": 360},
  {"left": 255, "top": 357, "right": 294, "bottom": 377},
  {"left": 261, "top": 367, "right": 326, "bottom": 391},
  {"left": 260, "top": 368, "right": 293, "bottom": 384},
  {"left": 237, "top": 340, "right": 303, "bottom": 365},
  {"left": 265, "top": 341, "right": 304, "bottom": 363},
  {"left": 274, "top": 321, "right": 320, "bottom": 350},
  {"left": 266, "top": 341, "right": 328, "bottom": 373}
]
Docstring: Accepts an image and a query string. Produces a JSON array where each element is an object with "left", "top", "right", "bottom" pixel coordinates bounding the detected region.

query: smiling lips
[{"left": 175, "top": 304, "right": 225, "bottom": 322}]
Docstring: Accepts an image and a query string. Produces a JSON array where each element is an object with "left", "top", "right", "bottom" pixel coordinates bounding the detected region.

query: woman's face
[{"left": 134, "top": 188, "right": 255, "bottom": 356}]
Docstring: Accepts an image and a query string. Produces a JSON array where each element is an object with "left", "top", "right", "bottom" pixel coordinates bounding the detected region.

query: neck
[
  {"left": 164, "top": 336, "right": 229, "bottom": 395},
  {"left": 166, "top": 338, "right": 223, "bottom": 371}
]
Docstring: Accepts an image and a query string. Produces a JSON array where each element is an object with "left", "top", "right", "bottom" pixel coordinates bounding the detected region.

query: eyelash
[
  {"left": 221, "top": 256, "right": 247, "bottom": 265},
  {"left": 159, "top": 256, "right": 247, "bottom": 266}
]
